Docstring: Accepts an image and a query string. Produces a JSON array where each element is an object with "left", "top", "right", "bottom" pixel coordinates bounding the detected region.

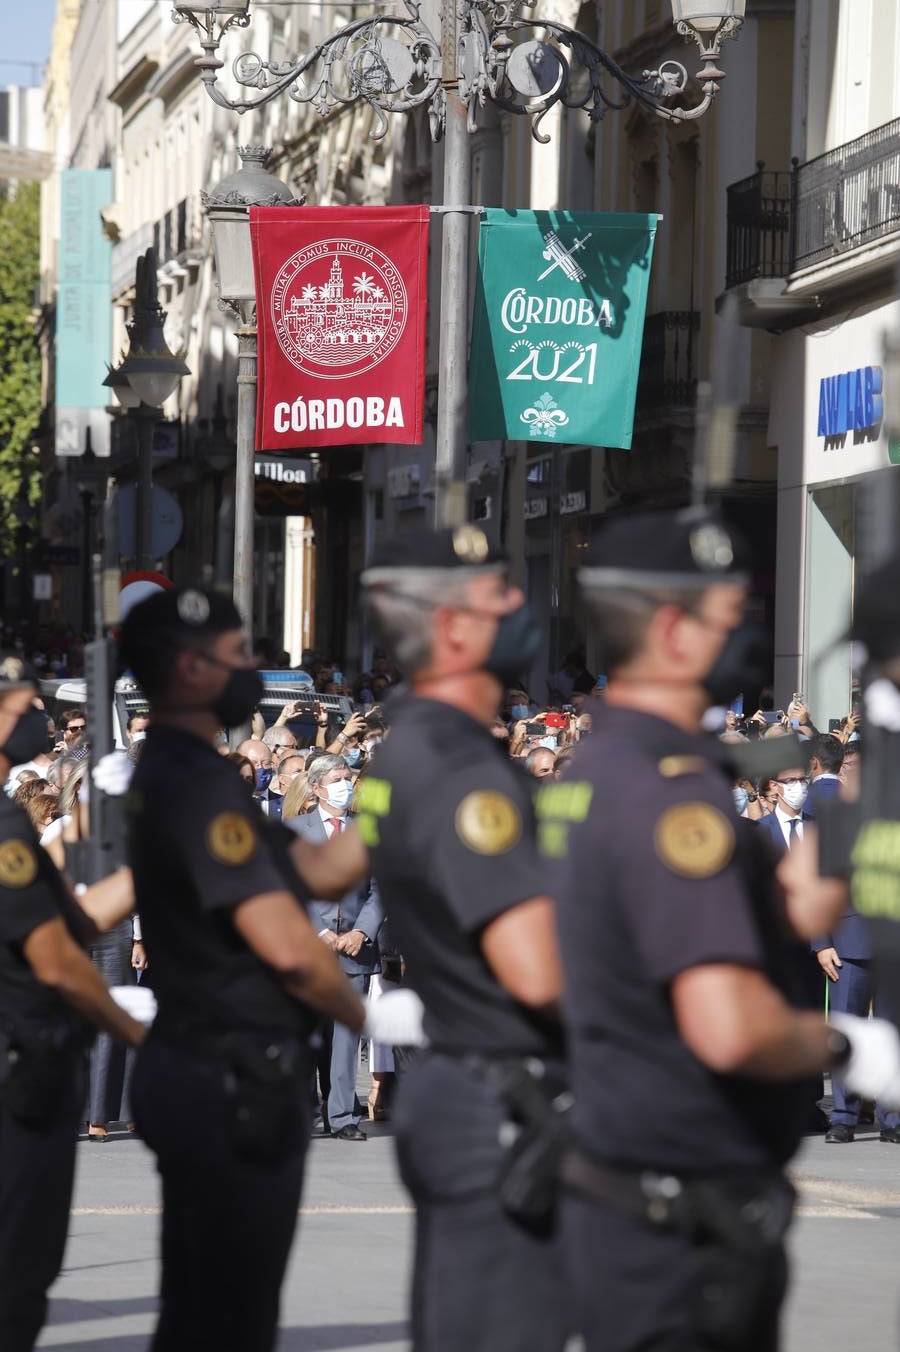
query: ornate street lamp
[
  {"left": 173, "top": 0, "right": 745, "bottom": 131},
  {"left": 110, "top": 250, "right": 190, "bottom": 568},
  {"left": 200, "top": 146, "right": 300, "bottom": 643},
  {"left": 175, "top": 0, "right": 745, "bottom": 541}
]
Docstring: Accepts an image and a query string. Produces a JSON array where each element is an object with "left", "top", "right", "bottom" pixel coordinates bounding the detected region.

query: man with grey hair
[
  {"left": 262, "top": 725, "right": 298, "bottom": 764},
  {"left": 288, "top": 753, "right": 381, "bottom": 1140},
  {"left": 237, "top": 737, "right": 282, "bottom": 820},
  {"left": 351, "top": 524, "right": 569, "bottom": 1351}
]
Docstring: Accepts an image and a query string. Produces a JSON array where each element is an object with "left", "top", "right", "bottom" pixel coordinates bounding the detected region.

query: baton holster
[
  {"left": 469, "top": 1056, "right": 572, "bottom": 1225},
  {"left": 220, "top": 1032, "right": 306, "bottom": 1163},
  {"left": 0, "top": 1020, "right": 84, "bottom": 1127}
]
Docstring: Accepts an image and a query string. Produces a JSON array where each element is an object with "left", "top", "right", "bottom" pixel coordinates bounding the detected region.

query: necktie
[
  {"left": 329, "top": 816, "right": 343, "bottom": 838},
  {"left": 787, "top": 817, "right": 800, "bottom": 849}
]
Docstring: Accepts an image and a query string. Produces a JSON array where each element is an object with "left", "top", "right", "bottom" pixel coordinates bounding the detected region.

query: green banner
[{"left": 469, "top": 210, "right": 659, "bottom": 449}]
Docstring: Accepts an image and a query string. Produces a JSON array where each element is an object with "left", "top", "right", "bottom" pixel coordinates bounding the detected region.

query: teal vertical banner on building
[
  {"left": 55, "top": 168, "right": 113, "bottom": 455},
  {"left": 469, "top": 210, "right": 659, "bottom": 450}
]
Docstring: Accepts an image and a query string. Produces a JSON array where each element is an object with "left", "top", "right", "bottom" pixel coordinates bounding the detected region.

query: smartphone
[
  {"left": 763, "top": 711, "right": 784, "bottom": 724},
  {"left": 561, "top": 704, "right": 576, "bottom": 715},
  {"left": 524, "top": 721, "right": 545, "bottom": 736},
  {"left": 543, "top": 712, "right": 568, "bottom": 729},
  {"left": 828, "top": 718, "right": 843, "bottom": 733}
]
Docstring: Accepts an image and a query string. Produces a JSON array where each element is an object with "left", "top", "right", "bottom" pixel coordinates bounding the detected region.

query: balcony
[
  {"left": 726, "top": 167, "right": 792, "bottom": 288},
  {"left": 636, "top": 311, "right": 700, "bottom": 412},
  {"left": 792, "top": 117, "right": 900, "bottom": 271},
  {"left": 723, "top": 117, "right": 900, "bottom": 322}
]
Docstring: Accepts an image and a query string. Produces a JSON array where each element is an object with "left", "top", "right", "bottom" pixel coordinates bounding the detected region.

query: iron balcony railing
[
  {"left": 726, "top": 166, "right": 792, "bottom": 288},
  {"left": 792, "top": 116, "right": 900, "bottom": 271},
  {"left": 724, "top": 115, "right": 900, "bottom": 286},
  {"left": 636, "top": 311, "right": 700, "bottom": 409}
]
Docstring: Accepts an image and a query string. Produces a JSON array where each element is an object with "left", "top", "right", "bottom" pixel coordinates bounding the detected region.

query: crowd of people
[{"left": 3, "top": 509, "right": 899, "bottom": 1352}]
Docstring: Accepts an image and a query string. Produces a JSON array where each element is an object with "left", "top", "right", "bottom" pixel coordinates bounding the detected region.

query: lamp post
[
  {"left": 201, "top": 147, "right": 300, "bottom": 636},
  {"left": 104, "top": 249, "right": 190, "bottom": 569},
  {"left": 176, "top": 0, "right": 745, "bottom": 540}
]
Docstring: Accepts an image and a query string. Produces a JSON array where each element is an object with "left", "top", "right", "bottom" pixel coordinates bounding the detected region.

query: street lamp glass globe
[
  {"left": 173, "top": 1, "right": 251, "bottom": 17},
  {"left": 104, "top": 364, "right": 142, "bottom": 409},
  {"left": 670, "top": 1, "right": 746, "bottom": 32},
  {"left": 125, "top": 367, "right": 183, "bottom": 408},
  {"left": 208, "top": 207, "right": 255, "bottom": 302}
]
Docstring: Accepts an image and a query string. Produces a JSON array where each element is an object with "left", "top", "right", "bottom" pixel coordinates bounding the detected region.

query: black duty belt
[
  {"left": 561, "top": 1148, "right": 794, "bottom": 1251},
  {"left": 153, "top": 1023, "right": 307, "bottom": 1064},
  {"left": 561, "top": 1148, "right": 687, "bottom": 1226}
]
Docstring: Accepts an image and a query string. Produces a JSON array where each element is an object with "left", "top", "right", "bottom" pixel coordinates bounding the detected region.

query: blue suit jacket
[
  {"left": 287, "top": 810, "right": 383, "bottom": 975},
  {"left": 806, "top": 777, "right": 871, "bottom": 958},
  {"left": 756, "top": 800, "right": 871, "bottom": 960},
  {"left": 754, "top": 809, "right": 813, "bottom": 856},
  {"left": 804, "top": 775, "right": 841, "bottom": 821}
]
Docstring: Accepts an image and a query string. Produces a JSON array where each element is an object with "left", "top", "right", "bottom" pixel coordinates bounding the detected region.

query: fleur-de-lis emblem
[{"left": 520, "top": 392, "right": 570, "bottom": 439}]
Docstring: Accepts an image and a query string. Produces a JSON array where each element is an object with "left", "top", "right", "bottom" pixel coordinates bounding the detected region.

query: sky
[{"left": 3, "top": 0, "right": 61, "bottom": 86}]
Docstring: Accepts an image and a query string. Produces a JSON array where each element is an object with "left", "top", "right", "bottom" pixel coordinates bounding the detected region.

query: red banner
[{"left": 250, "top": 206, "right": 429, "bottom": 450}]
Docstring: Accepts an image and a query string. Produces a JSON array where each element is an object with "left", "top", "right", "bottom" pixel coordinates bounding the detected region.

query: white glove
[
  {"left": 92, "top": 751, "right": 134, "bottom": 797},
  {"left": 363, "top": 988, "right": 428, "bottom": 1048},
  {"left": 830, "top": 1013, "right": 900, "bottom": 1107},
  {"left": 110, "top": 984, "right": 157, "bottom": 1026}
]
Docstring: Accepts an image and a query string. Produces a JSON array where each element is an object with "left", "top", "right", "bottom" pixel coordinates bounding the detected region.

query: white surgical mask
[
  {"left": 781, "top": 781, "right": 808, "bottom": 812},
  {"left": 537, "top": 735, "right": 558, "bottom": 751},
  {"left": 131, "top": 730, "right": 147, "bottom": 743},
  {"left": 324, "top": 780, "right": 353, "bottom": 812},
  {"left": 732, "top": 786, "right": 749, "bottom": 815}
]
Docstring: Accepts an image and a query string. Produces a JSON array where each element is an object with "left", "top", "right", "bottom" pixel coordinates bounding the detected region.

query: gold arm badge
[
  {"left": 455, "top": 791, "right": 521, "bottom": 856},
  {"left": 206, "top": 812, "right": 256, "bottom": 867},
  {"left": 654, "top": 802, "right": 734, "bottom": 879},
  {"left": 0, "top": 839, "right": 38, "bottom": 889}
]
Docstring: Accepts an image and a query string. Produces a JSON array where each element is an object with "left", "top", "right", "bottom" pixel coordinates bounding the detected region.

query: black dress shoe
[
  {"left": 825, "top": 1123, "right": 854, "bottom": 1143},
  {"left": 332, "top": 1124, "right": 367, "bottom": 1141},
  {"left": 880, "top": 1125, "right": 900, "bottom": 1143}
]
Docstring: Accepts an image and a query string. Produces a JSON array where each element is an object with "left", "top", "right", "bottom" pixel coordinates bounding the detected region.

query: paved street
[{"left": 39, "top": 1083, "right": 900, "bottom": 1352}]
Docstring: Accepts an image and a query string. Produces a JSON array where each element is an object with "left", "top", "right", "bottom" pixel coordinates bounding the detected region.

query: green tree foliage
[{"left": 0, "top": 182, "right": 42, "bottom": 554}]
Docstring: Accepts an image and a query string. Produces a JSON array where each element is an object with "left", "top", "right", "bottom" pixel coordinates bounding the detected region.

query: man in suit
[
  {"left": 237, "top": 737, "right": 283, "bottom": 820},
  {"left": 755, "top": 765, "right": 826, "bottom": 1127},
  {"left": 803, "top": 740, "right": 900, "bottom": 1141},
  {"left": 288, "top": 753, "right": 382, "bottom": 1141},
  {"left": 804, "top": 733, "right": 844, "bottom": 820}
]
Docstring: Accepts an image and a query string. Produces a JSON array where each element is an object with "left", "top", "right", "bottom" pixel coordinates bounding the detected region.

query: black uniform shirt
[
  {"left": 356, "top": 697, "right": 561, "bottom": 1058},
  {"left": 126, "top": 724, "right": 316, "bottom": 1041},
  {"left": 543, "top": 706, "right": 809, "bottom": 1174},
  {"left": 0, "top": 793, "right": 86, "bottom": 1030}
]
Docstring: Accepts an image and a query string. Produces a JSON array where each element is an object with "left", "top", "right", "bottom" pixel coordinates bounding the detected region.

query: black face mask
[
  {"left": 1, "top": 708, "right": 51, "bottom": 766},
  {"left": 482, "top": 601, "right": 541, "bottom": 687},
  {"left": 212, "top": 667, "right": 264, "bottom": 728},
  {"left": 704, "top": 622, "right": 772, "bottom": 707}
]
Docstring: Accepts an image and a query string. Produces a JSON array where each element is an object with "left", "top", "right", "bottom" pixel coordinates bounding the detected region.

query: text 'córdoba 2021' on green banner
[{"left": 469, "top": 210, "right": 659, "bottom": 450}]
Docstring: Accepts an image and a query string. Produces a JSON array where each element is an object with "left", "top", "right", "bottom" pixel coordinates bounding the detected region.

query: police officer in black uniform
[
  {"left": 0, "top": 654, "right": 146, "bottom": 1352},
  {"left": 540, "top": 508, "right": 883, "bottom": 1352},
  {"left": 354, "top": 525, "right": 570, "bottom": 1352},
  {"left": 119, "top": 588, "right": 366, "bottom": 1352}
]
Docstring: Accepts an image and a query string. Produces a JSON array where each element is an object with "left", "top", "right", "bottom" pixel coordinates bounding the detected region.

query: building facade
[{"left": 723, "top": 0, "right": 900, "bottom": 724}]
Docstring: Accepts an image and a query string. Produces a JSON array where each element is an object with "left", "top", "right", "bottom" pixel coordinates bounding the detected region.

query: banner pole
[
  {"left": 232, "top": 308, "right": 257, "bottom": 746},
  {"left": 434, "top": 0, "right": 472, "bottom": 529}
]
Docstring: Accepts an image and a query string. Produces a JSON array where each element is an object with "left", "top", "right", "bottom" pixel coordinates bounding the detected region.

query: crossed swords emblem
[{"left": 538, "top": 231, "right": 592, "bottom": 283}]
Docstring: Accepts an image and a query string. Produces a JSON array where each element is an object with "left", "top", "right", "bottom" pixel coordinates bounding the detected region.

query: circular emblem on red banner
[{"left": 270, "top": 237, "right": 407, "bottom": 381}]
